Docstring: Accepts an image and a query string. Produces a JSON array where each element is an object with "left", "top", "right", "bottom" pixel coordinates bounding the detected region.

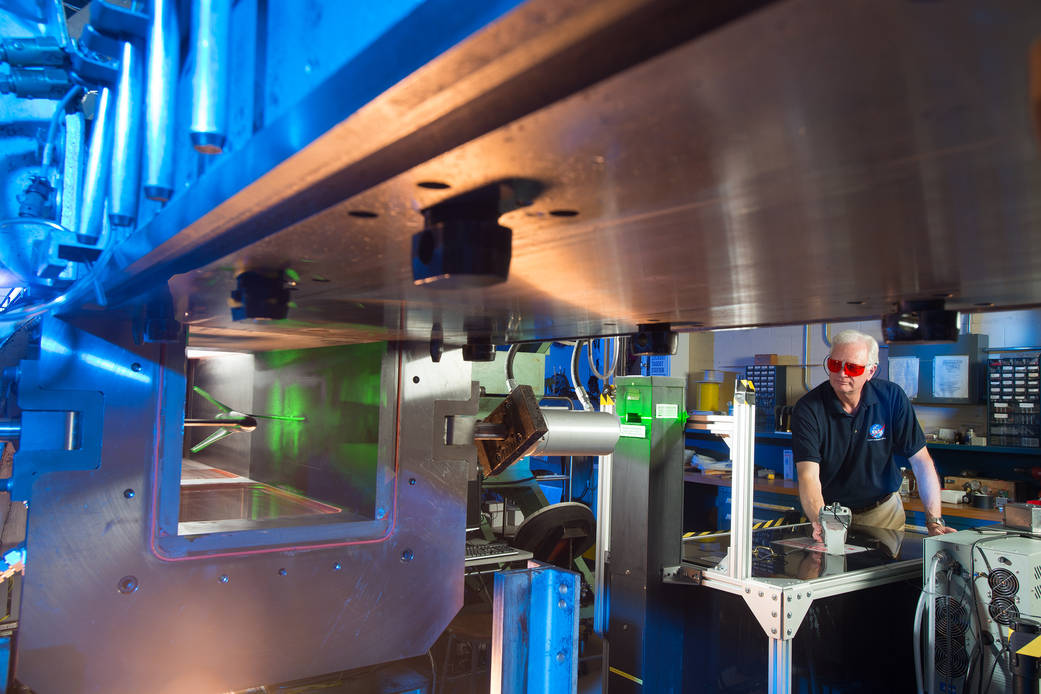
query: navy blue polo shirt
[{"left": 791, "top": 378, "right": 926, "bottom": 509}]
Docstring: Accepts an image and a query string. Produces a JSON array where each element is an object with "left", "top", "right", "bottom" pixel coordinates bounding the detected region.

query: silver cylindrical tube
[
  {"left": 190, "top": 0, "right": 231, "bottom": 154},
  {"left": 533, "top": 408, "right": 620, "bottom": 456},
  {"left": 144, "top": 0, "right": 180, "bottom": 201},
  {"left": 77, "top": 86, "right": 114, "bottom": 243},
  {"left": 109, "top": 40, "right": 144, "bottom": 227},
  {"left": 0, "top": 419, "right": 21, "bottom": 440}
]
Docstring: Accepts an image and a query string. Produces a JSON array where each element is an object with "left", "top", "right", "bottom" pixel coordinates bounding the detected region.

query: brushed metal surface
[
  {"left": 14, "top": 316, "right": 475, "bottom": 694},
  {"left": 164, "top": 0, "right": 1041, "bottom": 349}
]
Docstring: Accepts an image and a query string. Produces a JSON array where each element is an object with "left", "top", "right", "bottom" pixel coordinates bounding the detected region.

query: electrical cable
[
  {"left": 427, "top": 648, "right": 437, "bottom": 694},
  {"left": 41, "top": 85, "right": 82, "bottom": 168},
  {"left": 969, "top": 531, "right": 1009, "bottom": 694},
  {"left": 0, "top": 215, "right": 116, "bottom": 324}
]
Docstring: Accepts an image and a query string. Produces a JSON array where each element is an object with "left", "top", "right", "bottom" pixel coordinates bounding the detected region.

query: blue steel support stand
[
  {"left": 492, "top": 562, "right": 579, "bottom": 694},
  {"left": 0, "top": 634, "right": 9, "bottom": 693}
]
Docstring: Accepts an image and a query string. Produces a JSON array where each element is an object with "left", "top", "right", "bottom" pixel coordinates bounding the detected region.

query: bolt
[
  {"left": 376, "top": 507, "right": 386, "bottom": 520},
  {"left": 333, "top": 563, "right": 342, "bottom": 571},
  {"left": 409, "top": 478, "right": 416, "bottom": 486},
  {"left": 219, "top": 574, "right": 229, "bottom": 584},
  {"left": 556, "top": 651, "right": 566, "bottom": 664},
  {"left": 559, "top": 599, "right": 567, "bottom": 609},
  {"left": 622, "top": 624, "right": 629, "bottom": 631},
  {"left": 625, "top": 569, "right": 631, "bottom": 576},
  {"left": 117, "top": 576, "right": 138, "bottom": 594},
  {"left": 771, "top": 628, "right": 777, "bottom": 635},
  {"left": 401, "top": 549, "right": 414, "bottom": 562},
  {"left": 806, "top": 592, "right": 812, "bottom": 598},
  {"left": 131, "top": 362, "right": 142, "bottom": 372},
  {"left": 787, "top": 629, "right": 792, "bottom": 636},
  {"left": 559, "top": 583, "right": 569, "bottom": 595},
  {"left": 758, "top": 591, "right": 764, "bottom": 597},
  {"left": 771, "top": 611, "right": 777, "bottom": 618},
  {"left": 797, "top": 593, "right": 802, "bottom": 599},
  {"left": 745, "top": 588, "right": 751, "bottom": 594},
  {"left": 787, "top": 596, "right": 792, "bottom": 602},
  {"left": 123, "top": 488, "right": 135, "bottom": 499},
  {"left": 278, "top": 568, "right": 287, "bottom": 576},
  {"left": 772, "top": 594, "right": 778, "bottom": 601},
  {"left": 787, "top": 612, "right": 792, "bottom": 618}
]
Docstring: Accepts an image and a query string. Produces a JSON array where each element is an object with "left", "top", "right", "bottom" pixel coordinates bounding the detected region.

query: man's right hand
[{"left": 810, "top": 521, "right": 823, "bottom": 542}]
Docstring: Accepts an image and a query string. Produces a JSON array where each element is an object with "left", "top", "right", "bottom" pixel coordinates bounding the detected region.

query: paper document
[
  {"left": 888, "top": 356, "right": 919, "bottom": 399},
  {"left": 933, "top": 355, "right": 969, "bottom": 399}
]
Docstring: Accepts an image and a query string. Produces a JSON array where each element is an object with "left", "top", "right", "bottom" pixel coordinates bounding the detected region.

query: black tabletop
[{"left": 681, "top": 523, "right": 926, "bottom": 581}]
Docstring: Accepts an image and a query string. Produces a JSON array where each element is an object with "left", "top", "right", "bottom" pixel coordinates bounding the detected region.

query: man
[{"left": 791, "top": 329, "right": 956, "bottom": 539}]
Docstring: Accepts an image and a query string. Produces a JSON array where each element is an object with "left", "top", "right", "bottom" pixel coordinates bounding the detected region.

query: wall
[{"left": 679, "top": 308, "right": 1041, "bottom": 437}]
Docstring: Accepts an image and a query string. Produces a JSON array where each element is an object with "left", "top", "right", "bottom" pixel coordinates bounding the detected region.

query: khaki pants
[{"left": 850, "top": 492, "right": 905, "bottom": 531}]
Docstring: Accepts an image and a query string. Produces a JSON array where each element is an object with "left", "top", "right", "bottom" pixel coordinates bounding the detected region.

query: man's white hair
[{"left": 831, "top": 329, "right": 879, "bottom": 365}]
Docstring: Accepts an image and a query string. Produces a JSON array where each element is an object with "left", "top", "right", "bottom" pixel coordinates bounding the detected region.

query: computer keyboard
[{"left": 465, "top": 541, "right": 518, "bottom": 560}]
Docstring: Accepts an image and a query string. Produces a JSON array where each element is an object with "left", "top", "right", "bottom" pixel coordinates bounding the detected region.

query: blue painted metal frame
[{"left": 492, "top": 563, "right": 579, "bottom": 694}]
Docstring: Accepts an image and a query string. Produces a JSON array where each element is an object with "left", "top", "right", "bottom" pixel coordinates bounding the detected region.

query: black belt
[{"left": 848, "top": 493, "right": 895, "bottom": 514}]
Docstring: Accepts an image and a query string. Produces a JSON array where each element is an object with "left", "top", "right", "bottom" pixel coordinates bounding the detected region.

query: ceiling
[{"left": 155, "top": 0, "right": 1041, "bottom": 350}]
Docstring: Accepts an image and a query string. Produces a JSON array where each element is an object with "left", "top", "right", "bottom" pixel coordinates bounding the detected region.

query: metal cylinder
[
  {"left": 144, "top": 0, "right": 180, "bottom": 201},
  {"left": 0, "top": 419, "right": 21, "bottom": 440},
  {"left": 109, "top": 40, "right": 144, "bottom": 227},
  {"left": 533, "top": 408, "right": 620, "bottom": 456},
  {"left": 77, "top": 86, "right": 114, "bottom": 244},
  {"left": 190, "top": 0, "right": 231, "bottom": 154}
]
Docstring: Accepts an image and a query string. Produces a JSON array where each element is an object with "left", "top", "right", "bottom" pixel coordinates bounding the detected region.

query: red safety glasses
[{"left": 824, "top": 357, "right": 869, "bottom": 378}]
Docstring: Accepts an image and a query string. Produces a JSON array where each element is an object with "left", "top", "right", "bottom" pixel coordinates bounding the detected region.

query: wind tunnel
[{"left": 5, "top": 316, "right": 478, "bottom": 693}]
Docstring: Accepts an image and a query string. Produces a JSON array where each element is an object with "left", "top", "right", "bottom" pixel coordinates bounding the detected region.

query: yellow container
[{"left": 697, "top": 381, "right": 720, "bottom": 412}]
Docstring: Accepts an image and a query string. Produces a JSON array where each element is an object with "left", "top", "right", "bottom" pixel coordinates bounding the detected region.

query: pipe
[
  {"left": 109, "top": 40, "right": 144, "bottom": 227},
  {"left": 144, "top": 0, "right": 180, "bottom": 201},
  {"left": 0, "top": 419, "right": 21, "bottom": 440},
  {"left": 821, "top": 323, "right": 832, "bottom": 349},
  {"left": 77, "top": 86, "right": 114, "bottom": 244},
  {"left": 592, "top": 401, "right": 613, "bottom": 635},
  {"left": 802, "top": 324, "right": 813, "bottom": 394},
  {"left": 190, "top": 0, "right": 232, "bottom": 154},
  {"left": 533, "top": 408, "right": 620, "bottom": 456},
  {"left": 570, "top": 340, "right": 593, "bottom": 411}
]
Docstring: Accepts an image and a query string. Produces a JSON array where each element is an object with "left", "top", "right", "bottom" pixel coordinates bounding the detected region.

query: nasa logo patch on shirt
[{"left": 868, "top": 423, "right": 885, "bottom": 440}]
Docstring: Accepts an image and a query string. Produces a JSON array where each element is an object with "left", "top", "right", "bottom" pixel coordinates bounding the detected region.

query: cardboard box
[{"left": 754, "top": 354, "right": 779, "bottom": 365}]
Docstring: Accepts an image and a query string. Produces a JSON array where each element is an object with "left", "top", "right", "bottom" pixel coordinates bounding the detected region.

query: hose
[
  {"left": 505, "top": 343, "right": 519, "bottom": 392},
  {"left": 918, "top": 550, "right": 950, "bottom": 694},
  {"left": 914, "top": 588, "right": 926, "bottom": 694},
  {"left": 571, "top": 339, "right": 593, "bottom": 411},
  {"left": 587, "top": 337, "right": 620, "bottom": 382}
]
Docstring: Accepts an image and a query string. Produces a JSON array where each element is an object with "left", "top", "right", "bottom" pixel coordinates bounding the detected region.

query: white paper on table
[
  {"left": 773, "top": 537, "right": 869, "bottom": 554},
  {"left": 888, "top": 356, "right": 919, "bottom": 399},
  {"left": 933, "top": 354, "right": 969, "bottom": 399}
]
